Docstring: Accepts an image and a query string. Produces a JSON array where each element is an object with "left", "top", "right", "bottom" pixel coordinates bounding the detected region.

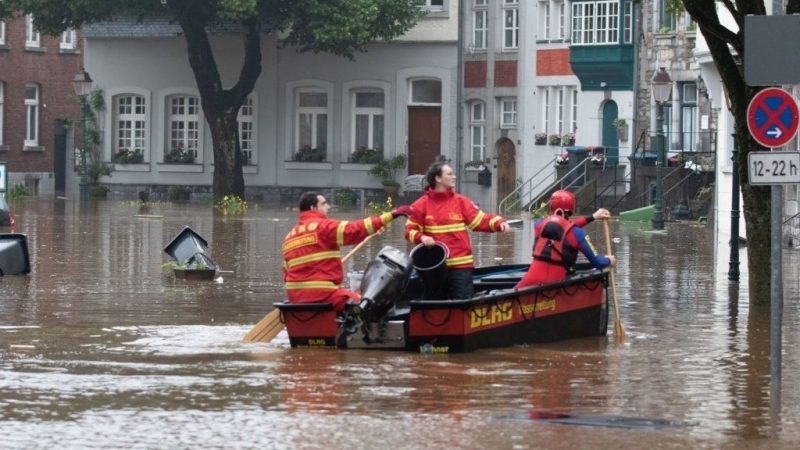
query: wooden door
[
  {"left": 496, "top": 138, "right": 516, "bottom": 208},
  {"left": 407, "top": 106, "right": 441, "bottom": 175}
]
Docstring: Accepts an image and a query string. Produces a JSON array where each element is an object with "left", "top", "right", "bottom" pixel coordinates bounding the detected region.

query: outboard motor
[
  {"left": 357, "top": 246, "right": 413, "bottom": 321},
  {"left": 337, "top": 246, "right": 412, "bottom": 347}
]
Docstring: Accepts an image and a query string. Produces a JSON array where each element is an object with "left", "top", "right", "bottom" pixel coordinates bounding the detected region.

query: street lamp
[
  {"left": 651, "top": 67, "right": 673, "bottom": 230},
  {"left": 724, "top": 84, "right": 740, "bottom": 282},
  {"left": 73, "top": 68, "right": 93, "bottom": 202}
]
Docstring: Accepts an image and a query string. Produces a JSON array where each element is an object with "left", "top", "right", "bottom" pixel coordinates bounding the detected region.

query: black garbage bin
[
  {"left": 566, "top": 146, "right": 589, "bottom": 185},
  {"left": 164, "top": 226, "right": 218, "bottom": 269},
  {"left": 0, "top": 233, "right": 31, "bottom": 275},
  {"left": 627, "top": 152, "right": 658, "bottom": 167}
]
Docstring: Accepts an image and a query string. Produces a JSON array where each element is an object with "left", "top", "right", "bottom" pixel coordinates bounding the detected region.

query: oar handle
[{"left": 342, "top": 228, "right": 384, "bottom": 264}]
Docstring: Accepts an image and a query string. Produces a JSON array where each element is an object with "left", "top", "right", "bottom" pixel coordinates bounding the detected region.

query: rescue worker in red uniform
[
  {"left": 405, "top": 162, "right": 510, "bottom": 300},
  {"left": 515, "top": 190, "right": 615, "bottom": 289},
  {"left": 283, "top": 192, "right": 411, "bottom": 311}
]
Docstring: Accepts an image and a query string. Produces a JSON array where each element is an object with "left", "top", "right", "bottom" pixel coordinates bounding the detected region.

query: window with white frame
[
  {"left": 475, "top": 0, "right": 487, "bottom": 4},
  {"left": 470, "top": 102, "right": 486, "bottom": 161},
  {"left": 558, "top": 2, "right": 567, "bottom": 39},
  {"left": 411, "top": 79, "right": 442, "bottom": 105},
  {"left": 680, "top": 83, "right": 697, "bottom": 152},
  {"left": 422, "top": 0, "right": 445, "bottom": 10},
  {"left": 473, "top": 9, "right": 487, "bottom": 50},
  {"left": 541, "top": 2, "right": 551, "bottom": 40},
  {"left": 572, "top": 1, "right": 620, "bottom": 45},
  {"left": 115, "top": 94, "right": 147, "bottom": 160},
  {"left": 60, "top": 29, "right": 77, "bottom": 50},
  {"left": 24, "top": 84, "right": 39, "bottom": 146},
  {"left": 238, "top": 96, "right": 254, "bottom": 165},
  {"left": 296, "top": 90, "right": 329, "bottom": 158},
  {"left": 25, "top": 15, "right": 40, "bottom": 47},
  {"left": 658, "top": 0, "right": 675, "bottom": 31},
  {"left": 623, "top": 1, "right": 633, "bottom": 43},
  {"left": 501, "top": 99, "right": 517, "bottom": 128},
  {"left": 503, "top": 1, "right": 519, "bottom": 50},
  {"left": 557, "top": 88, "right": 565, "bottom": 134},
  {"left": 542, "top": 89, "right": 550, "bottom": 133},
  {"left": 353, "top": 91, "right": 385, "bottom": 154},
  {"left": 0, "top": 21, "right": 6, "bottom": 45},
  {"left": 571, "top": 89, "right": 578, "bottom": 132},
  {"left": 167, "top": 95, "right": 200, "bottom": 162}
]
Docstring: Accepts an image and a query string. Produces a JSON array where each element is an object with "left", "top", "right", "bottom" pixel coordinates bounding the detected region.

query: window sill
[
  {"left": 23, "top": 145, "right": 45, "bottom": 152},
  {"left": 285, "top": 161, "right": 333, "bottom": 170},
  {"left": 243, "top": 164, "right": 258, "bottom": 174},
  {"left": 0, "top": 145, "right": 8, "bottom": 152},
  {"left": 0, "top": 44, "right": 10, "bottom": 51},
  {"left": 58, "top": 48, "right": 80, "bottom": 55},
  {"left": 115, "top": 163, "right": 150, "bottom": 172},
  {"left": 423, "top": 10, "right": 449, "bottom": 19},
  {"left": 24, "top": 45, "right": 45, "bottom": 53},
  {"left": 340, "top": 163, "right": 373, "bottom": 171},
  {"left": 157, "top": 163, "right": 203, "bottom": 173}
]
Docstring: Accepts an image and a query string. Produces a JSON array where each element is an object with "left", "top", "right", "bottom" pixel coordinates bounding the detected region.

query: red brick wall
[
  {"left": 464, "top": 61, "right": 487, "bottom": 88},
  {"left": 494, "top": 60, "right": 517, "bottom": 87},
  {"left": 536, "top": 49, "right": 574, "bottom": 76},
  {"left": 0, "top": 17, "right": 84, "bottom": 174}
]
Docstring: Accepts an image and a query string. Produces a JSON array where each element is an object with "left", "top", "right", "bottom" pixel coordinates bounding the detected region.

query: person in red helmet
[{"left": 515, "top": 190, "right": 615, "bottom": 289}]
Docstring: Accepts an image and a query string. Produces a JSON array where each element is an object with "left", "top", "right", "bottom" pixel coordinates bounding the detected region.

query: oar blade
[{"left": 243, "top": 309, "right": 284, "bottom": 343}]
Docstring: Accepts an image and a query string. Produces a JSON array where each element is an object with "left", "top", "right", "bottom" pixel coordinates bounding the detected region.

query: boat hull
[{"left": 275, "top": 266, "right": 609, "bottom": 353}]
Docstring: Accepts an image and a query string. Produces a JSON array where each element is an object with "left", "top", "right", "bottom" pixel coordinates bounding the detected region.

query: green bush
[
  {"left": 89, "top": 185, "right": 109, "bottom": 198},
  {"left": 167, "top": 185, "right": 191, "bottom": 202},
  {"left": 7, "top": 183, "right": 31, "bottom": 200},
  {"left": 351, "top": 147, "right": 383, "bottom": 164},
  {"left": 294, "top": 145, "right": 326, "bottom": 162}
]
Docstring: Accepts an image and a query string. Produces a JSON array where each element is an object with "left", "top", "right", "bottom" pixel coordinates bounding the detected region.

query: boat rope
[
  {"left": 421, "top": 308, "right": 452, "bottom": 327},
  {"left": 287, "top": 310, "right": 325, "bottom": 323}
]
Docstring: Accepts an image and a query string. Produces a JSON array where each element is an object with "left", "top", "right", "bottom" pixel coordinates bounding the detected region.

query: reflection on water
[{"left": 2, "top": 198, "right": 800, "bottom": 448}]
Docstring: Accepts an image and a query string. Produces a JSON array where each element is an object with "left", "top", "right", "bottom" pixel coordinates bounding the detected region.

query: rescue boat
[{"left": 273, "top": 246, "right": 610, "bottom": 353}]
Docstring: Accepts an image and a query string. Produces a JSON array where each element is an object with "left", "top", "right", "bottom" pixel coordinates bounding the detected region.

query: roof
[{"left": 83, "top": 16, "right": 268, "bottom": 38}]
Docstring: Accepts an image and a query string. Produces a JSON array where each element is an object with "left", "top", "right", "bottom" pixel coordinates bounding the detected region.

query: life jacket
[{"left": 532, "top": 214, "right": 578, "bottom": 268}]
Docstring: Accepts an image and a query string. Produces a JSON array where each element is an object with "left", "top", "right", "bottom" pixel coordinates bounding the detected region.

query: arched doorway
[
  {"left": 496, "top": 138, "right": 516, "bottom": 209},
  {"left": 602, "top": 101, "right": 619, "bottom": 164}
]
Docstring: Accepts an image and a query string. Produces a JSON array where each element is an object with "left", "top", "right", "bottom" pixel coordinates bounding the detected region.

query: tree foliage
[{"left": 4, "top": 0, "right": 425, "bottom": 198}]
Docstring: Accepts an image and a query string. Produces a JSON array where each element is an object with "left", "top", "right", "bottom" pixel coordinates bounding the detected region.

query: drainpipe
[{"left": 455, "top": 0, "right": 465, "bottom": 192}]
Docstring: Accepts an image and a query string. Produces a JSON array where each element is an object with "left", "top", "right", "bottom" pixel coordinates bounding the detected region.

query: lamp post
[
  {"left": 651, "top": 67, "right": 673, "bottom": 230},
  {"left": 73, "top": 68, "right": 93, "bottom": 202},
  {"left": 724, "top": 88, "right": 740, "bottom": 282}
]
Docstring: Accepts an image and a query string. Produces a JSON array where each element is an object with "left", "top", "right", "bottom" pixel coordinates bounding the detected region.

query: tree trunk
[{"left": 174, "top": 5, "right": 262, "bottom": 199}]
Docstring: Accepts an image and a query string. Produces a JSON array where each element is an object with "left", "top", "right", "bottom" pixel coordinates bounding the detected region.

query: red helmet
[{"left": 550, "top": 190, "right": 575, "bottom": 214}]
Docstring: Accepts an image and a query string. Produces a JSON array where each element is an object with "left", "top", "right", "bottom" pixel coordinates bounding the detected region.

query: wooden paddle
[
  {"left": 602, "top": 218, "right": 626, "bottom": 342},
  {"left": 243, "top": 229, "right": 383, "bottom": 343}
]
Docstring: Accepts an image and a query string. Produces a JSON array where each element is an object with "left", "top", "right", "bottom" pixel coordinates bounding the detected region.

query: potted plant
[
  {"left": 113, "top": 148, "right": 145, "bottom": 164},
  {"left": 613, "top": 118, "right": 628, "bottom": 141},
  {"left": 561, "top": 132, "right": 576, "bottom": 146},
  {"left": 590, "top": 152, "right": 606, "bottom": 166},
  {"left": 368, "top": 153, "right": 408, "bottom": 196},
  {"left": 293, "top": 145, "right": 327, "bottom": 162},
  {"left": 165, "top": 144, "right": 196, "bottom": 164},
  {"left": 548, "top": 133, "right": 562, "bottom": 146},
  {"left": 555, "top": 152, "right": 569, "bottom": 166},
  {"left": 535, "top": 132, "right": 548, "bottom": 145},
  {"left": 351, "top": 147, "right": 383, "bottom": 164},
  {"left": 464, "top": 159, "right": 486, "bottom": 171}
]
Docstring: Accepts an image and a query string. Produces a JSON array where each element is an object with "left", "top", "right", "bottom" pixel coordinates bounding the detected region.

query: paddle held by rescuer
[
  {"left": 404, "top": 162, "right": 510, "bottom": 300},
  {"left": 283, "top": 192, "right": 411, "bottom": 311},
  {"left": 515, "top": 190, "right": 615, "bottom": 289}
]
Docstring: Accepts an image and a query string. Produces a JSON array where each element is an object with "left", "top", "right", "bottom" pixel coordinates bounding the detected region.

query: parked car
[{"left": 0, "top": 194, "right": 15, "bottom": 227}]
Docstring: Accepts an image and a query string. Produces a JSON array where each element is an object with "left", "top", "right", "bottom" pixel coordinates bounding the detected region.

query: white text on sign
[{"left": 747, "top": 151, "right": 800, "bottom": 185}]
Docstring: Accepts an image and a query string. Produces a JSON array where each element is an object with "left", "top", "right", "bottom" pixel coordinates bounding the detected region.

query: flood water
[{"left": 2, "top": 197, "right": 800, "bottom": 449}]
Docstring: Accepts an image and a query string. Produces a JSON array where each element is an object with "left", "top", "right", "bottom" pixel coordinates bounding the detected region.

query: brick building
[{"left": 0, "top": 15, "right": 83, "bottom": 195}]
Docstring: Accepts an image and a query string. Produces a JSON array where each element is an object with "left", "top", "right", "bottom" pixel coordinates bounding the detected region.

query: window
[
  {"left": 623, "top": 1, "right": 633, "bottom": 43},
  {"left": 296, "top": 90, "right": 329, "bottom": 156},
  {"left": 115, "top": 94, "right": 147, "bottom": 160},
  {"left": 422, "top": 0, "right": 445, "bottom": 10},
  {"left": 542, "top": 89, "right": 550, "bottom": 133},
  {"left": 411, "top": 79, "right": 442, "bottom": 105},
  {"left": 680, "top": 83, "right": 697, "bottom": 152},
  {"left": 573, "top": 1, "right": 616, "bottom": 44},
  {"left": 470, "top": 102, "right": 485, "bottom": 161},
  {"left": 556, "top": 88, "right": 565, "bottom": 134},
  {"left": 25, "top": 15, "right": 40, "bottom": 47},
  {"left": 558, "top": 2, "right": 567, "bottom": 39},
  {"left": 0, "top": 21, "right": 6, "bottom": 45},
  {"left": 167, "top": 95, "right": 200, "bottom": 162},
  {"left": 24, "top": 84, "right": 39, "bottom": 146},
  {"left": 501, "top": 99, "right": 517, "bottom": 128},
  {"left": 503, "top": 3, "right": 519, "bottom": 50},
  {"left": 353, "top": 91, "right": 385, "bottom": 154},
  {"left": 571, "top": 89, "right": 578, "bottom": 132},
  {"left": 475, "top": 0, "right": 487, "bottom": 4},
  {"left": 60, "top": 29, "right": 77, "bottom": 50},
  {"left": 473, "top": 9, "right": 487, "bottom": 50},
  {"left": 541, "top": 2, "right": 551, "bottom": 40},
  {"left": 658, "top": 0, "right": 675, "bottom": 31},
  {"left": 238, "top": 96, "right": 254, "bottom": 165}
]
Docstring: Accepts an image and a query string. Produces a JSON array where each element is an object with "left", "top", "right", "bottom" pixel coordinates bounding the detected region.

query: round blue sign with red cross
[{"left": 747, "top": 87, "right": 799, "bottom": 148}]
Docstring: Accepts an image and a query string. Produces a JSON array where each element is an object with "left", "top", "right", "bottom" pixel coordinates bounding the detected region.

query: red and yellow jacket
[
  {"left": 404, "top": 188, "right": 506, "bottom": 269},
  {"left": 283, "top": 210, "right": 393, "bottom": 302}
]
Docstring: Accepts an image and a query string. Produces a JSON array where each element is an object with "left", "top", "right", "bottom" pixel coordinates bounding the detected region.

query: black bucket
[{"left": 410, "top": 242, "right": 448, "bottom": 272}]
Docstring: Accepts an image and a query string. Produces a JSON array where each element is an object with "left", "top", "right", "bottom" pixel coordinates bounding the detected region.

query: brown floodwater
[{"left": 2, "top": 197, "right": 800, "bottom": 449}]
